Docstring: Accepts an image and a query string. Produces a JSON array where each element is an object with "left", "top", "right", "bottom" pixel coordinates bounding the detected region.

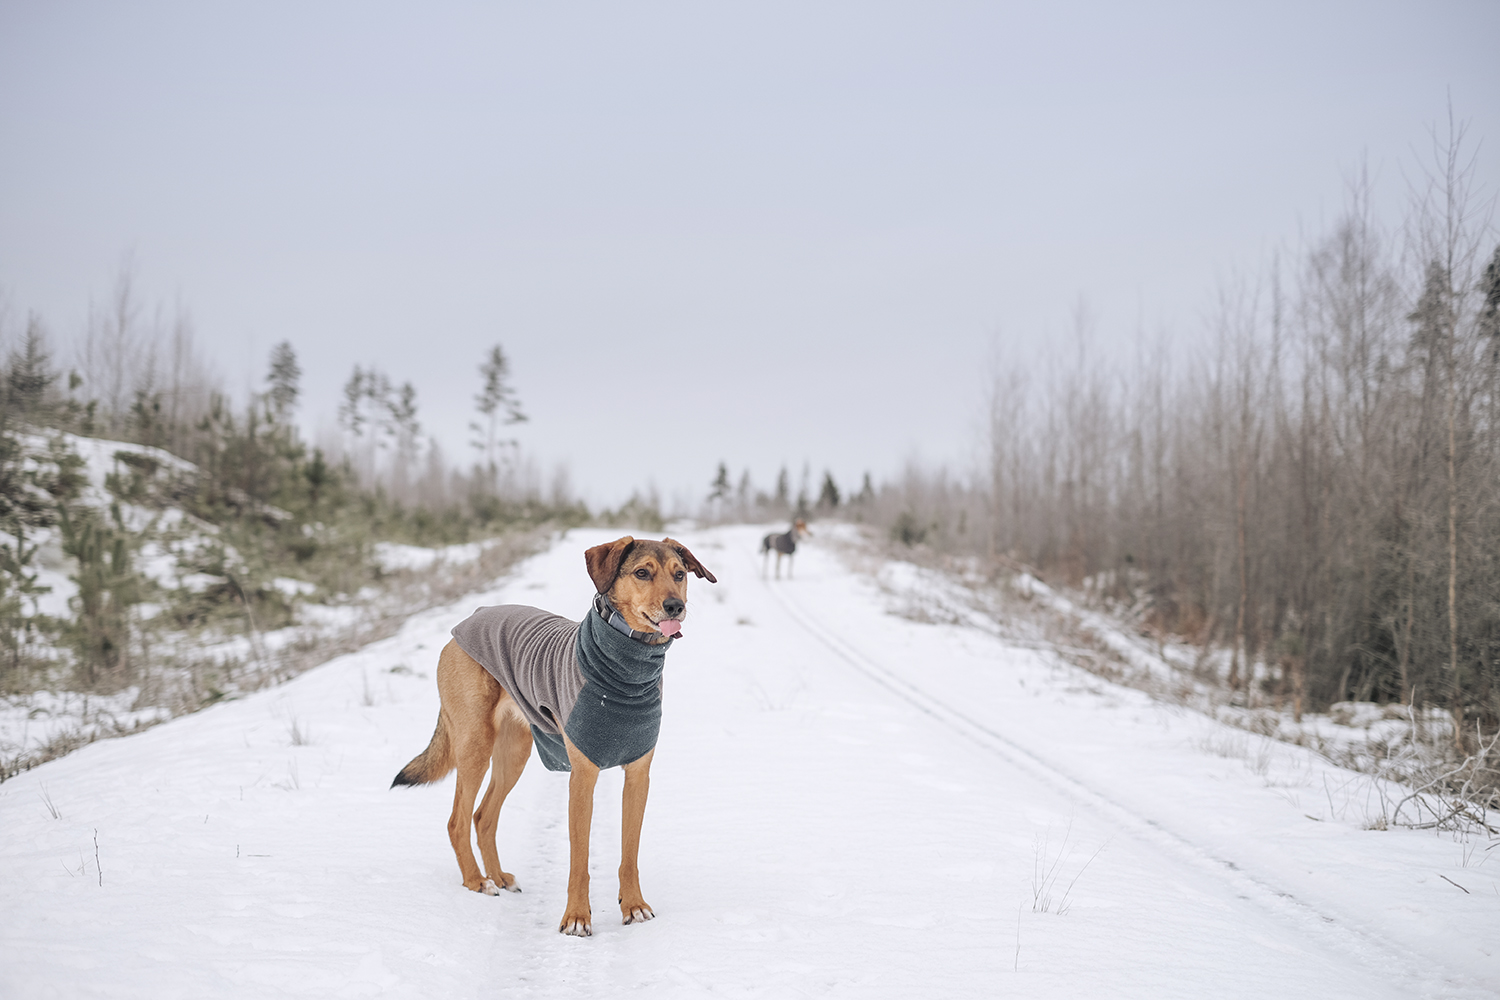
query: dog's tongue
[{"left": 657, "top": 619, "right": 683, "bottom": 638}]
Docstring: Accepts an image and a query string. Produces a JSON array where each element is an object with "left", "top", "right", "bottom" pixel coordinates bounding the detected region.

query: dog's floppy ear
[
  {"left": 662, "top": 537, "right": 717, "bottom": 583},
  {"left": 584, "top": 536, "right": 635, "bottom": 594}
]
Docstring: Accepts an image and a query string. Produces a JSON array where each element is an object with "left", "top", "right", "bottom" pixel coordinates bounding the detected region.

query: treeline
[
  {"left": 701, "top": 461, "right": 872, "bottom": 524},
  {"left": 870, "top": 150, "right": 1500, "bottom": 743},
  {"left": 0, "top": 274, "right": 585, "bottom": 693}
]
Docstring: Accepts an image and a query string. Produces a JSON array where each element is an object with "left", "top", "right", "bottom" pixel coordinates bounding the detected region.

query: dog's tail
[
  {"left": 761, "top": 534, "right": 772, "bottom": 554},
  {"left": 390, "top": 712, "right": 455, "bottom": 787}
]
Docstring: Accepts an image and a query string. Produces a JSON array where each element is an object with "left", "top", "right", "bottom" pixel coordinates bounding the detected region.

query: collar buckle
[{"left": 594, "top": 593, "right": 656, "bottom": 642}]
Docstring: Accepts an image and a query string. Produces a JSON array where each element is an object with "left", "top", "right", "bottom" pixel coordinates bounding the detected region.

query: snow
[
  {"left": 17, "top": 432, "right": 168, "bottom": 504},
  {"left": 271, "top": 577, "right": 318, "bottom": 598},
  {"left": 372, "top": 541, "right": 487, "bottom": 573},
  {"left": 9, "top": 431, "right": 237, "bottom": 621},
  {"left": 29, "top": 557, "right": 77, "bottom": 618},
  {"left": 1, "top": 525, "right": 1496, "bottom": 998}
]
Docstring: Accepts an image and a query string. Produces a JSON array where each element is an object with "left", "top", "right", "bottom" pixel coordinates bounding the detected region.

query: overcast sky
[{"left": 1, "top": 1, "right": 1497, "bottom": 509}]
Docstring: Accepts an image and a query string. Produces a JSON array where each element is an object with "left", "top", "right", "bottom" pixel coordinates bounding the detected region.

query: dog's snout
[{"left": 662, "top": 596, "right": 685, "bottom": 618}]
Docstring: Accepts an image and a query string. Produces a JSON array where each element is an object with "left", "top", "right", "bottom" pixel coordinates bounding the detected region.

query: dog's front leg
[
  {"left": 618, "top": 748, "right": 655, "bottom": 925},
  {"left": 560, "top": 735, "right": 600, "bottom": 936}
]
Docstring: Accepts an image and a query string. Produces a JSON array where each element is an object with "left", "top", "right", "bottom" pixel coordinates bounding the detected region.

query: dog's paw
[
  {"left": 558, "top": 917, "right": 591, "bottom": 941},
  {"left": 464, "top": 877, "right": 502, "bottom": 896},
  {"left": 487, "top": 872, "right": 522, "bottom": 893},
  {"left": 621, "top": 902, "right": 655, "bottom": 925}
]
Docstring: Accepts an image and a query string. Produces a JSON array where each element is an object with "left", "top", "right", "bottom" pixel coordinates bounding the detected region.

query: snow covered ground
[
  {"left": 372, "top": 540, "right": 491, "bottom": 573},
  {"left": 2, "top": 525, "right": 1496, "bottom": 998}
]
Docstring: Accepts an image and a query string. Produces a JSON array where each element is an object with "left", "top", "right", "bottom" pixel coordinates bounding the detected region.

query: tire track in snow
[{"left": 759, "top": 572, "right": 1491, "bottom": 1000}]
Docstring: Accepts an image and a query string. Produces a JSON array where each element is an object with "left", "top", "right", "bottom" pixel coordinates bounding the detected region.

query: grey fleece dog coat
[{"left": 450, "top": 603, "right": 669, "bottom": 771}]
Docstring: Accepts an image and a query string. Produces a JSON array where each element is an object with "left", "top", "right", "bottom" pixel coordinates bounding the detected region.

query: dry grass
[{"left": 1030, "top": 823, "right": 1105, "bottom": 915}]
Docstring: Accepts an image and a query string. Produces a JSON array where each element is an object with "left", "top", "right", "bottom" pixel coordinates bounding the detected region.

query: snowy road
[{"left": 2, "top": 526, "right": 1496, "bottom": 998}]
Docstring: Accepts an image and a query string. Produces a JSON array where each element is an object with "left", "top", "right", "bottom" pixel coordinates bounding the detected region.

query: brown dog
[{"left": 391, "top": 536, "right": 716, "bottom": 936}]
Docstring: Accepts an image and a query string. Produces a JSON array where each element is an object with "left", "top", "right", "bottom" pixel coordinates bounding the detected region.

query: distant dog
[
  {"left": 391, "top": 535, "right": 716, "bottom": 936},
  {"left": 761, "top": 519, "right": 808, "bottom": 579}
]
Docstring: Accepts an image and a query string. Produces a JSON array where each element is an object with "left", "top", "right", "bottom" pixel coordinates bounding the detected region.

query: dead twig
[{"left": 1439, "top": 874, "right": 1470, "bottom": 894}]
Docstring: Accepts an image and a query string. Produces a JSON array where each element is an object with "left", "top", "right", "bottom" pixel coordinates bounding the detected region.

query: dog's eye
[
  {"left": 674, "top": 571, "right": 685, "bottom": 582},
  {"left": 634, "top": 568, "right": 650, "bottom": 580}
]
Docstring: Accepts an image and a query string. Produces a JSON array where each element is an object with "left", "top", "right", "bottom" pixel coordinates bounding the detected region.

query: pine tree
[
  {"left": 1408, "top": 261, "right": 1454, "bottom": 362},
  {"left": 707, "top": 462, "right": 730, "bottom": 503},
  {"left": 387, "top": 381, "right": 422, "bottom": 486},
  {"left": 388, "top": 382, "right": 420, "bottom": 443},
  {"left": 5, "top": 316, "right": 56, "bottom": 418},
  {"left": 339, "top": 366, "right": 370, "bottom": 438},
  {"left": 817, "top": 470, "right": 840, "bottom": 510},
  {"left": 304, "top": 448, "right": 330, "bottom": 509},
  {"left": 266, "top": 341, "right": 301, "bottom": 421},
  {"left": 1479, "top": 243, "right": 1500, "bottom": 343},
  {"left": 1406, "top": 259, "right": 1464, "bottom": 749},
  {"left": 471, "top": 345, "right": 527, "bottom": 484},
  {"left": 59, "top": 502, "right": 139, "bottom": 684}
]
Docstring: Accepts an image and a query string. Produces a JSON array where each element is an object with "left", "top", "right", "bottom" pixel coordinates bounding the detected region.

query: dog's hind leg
[
  {"left": 473, "top": 701, "right": 532, "bottom": 893},
  {"left": 448, "top": 719, "right": 500, "bottom": 895},
  {"left": 617, "top": 748, "right": 656, "bottom": 925}
]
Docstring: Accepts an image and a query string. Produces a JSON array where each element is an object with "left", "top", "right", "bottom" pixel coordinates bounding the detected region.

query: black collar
[{"left": 593, "top": 593, "right": 658, "bottom": 643}]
